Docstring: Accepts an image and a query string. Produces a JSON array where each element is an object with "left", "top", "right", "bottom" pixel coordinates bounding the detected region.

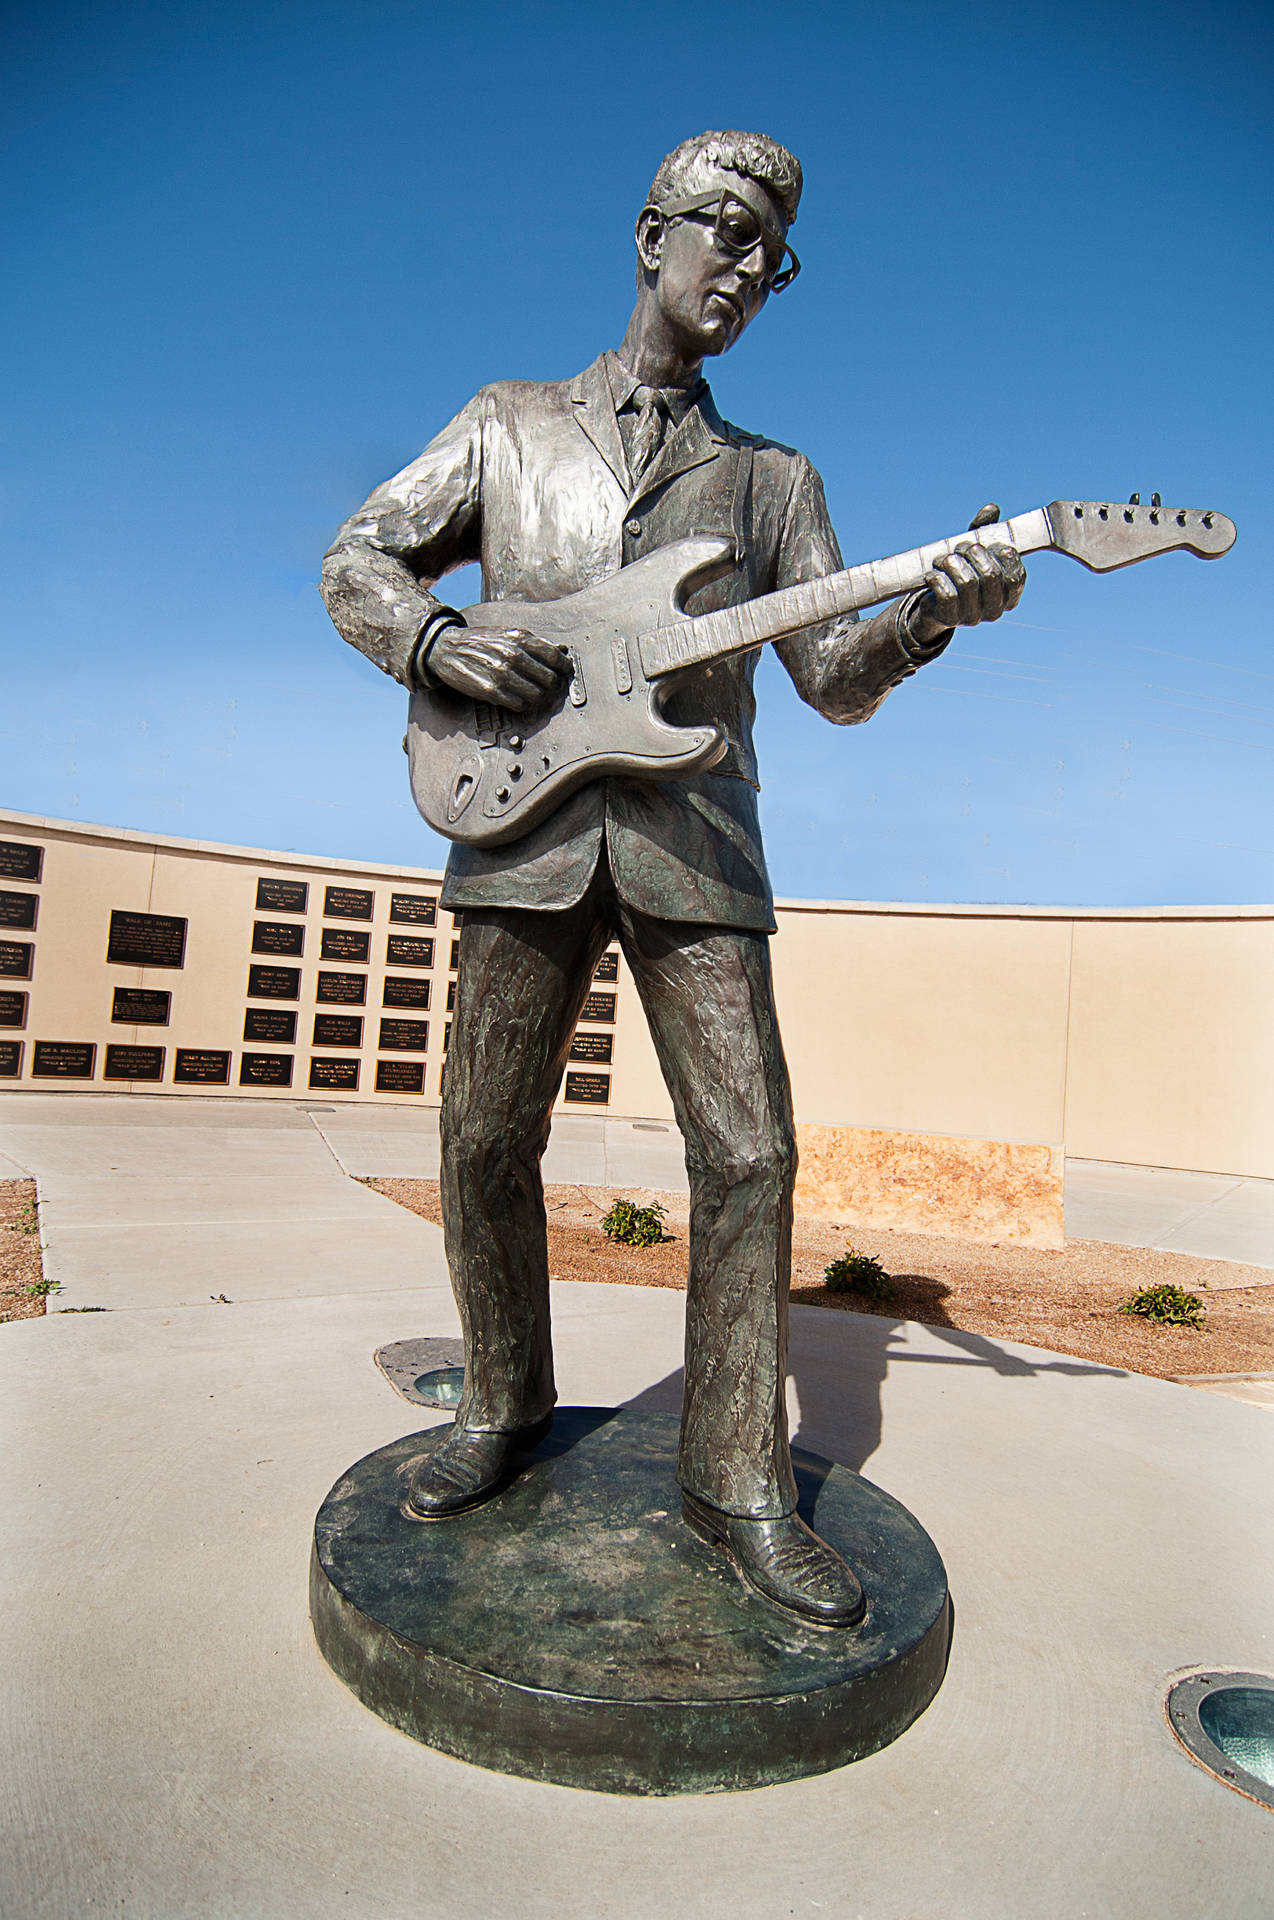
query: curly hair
[{"left": 645, "top": 130, "right": 803, "bottom": 228}]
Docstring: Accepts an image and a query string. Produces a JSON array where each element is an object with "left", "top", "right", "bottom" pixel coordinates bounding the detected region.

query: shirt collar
[{"left": 605, "top": 349, "right": 706, "bottom": 427}]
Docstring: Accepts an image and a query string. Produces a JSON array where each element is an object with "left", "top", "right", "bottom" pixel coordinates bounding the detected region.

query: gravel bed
[{"left": 0, "top": 1181, "right": 45, "bottom": 1322}]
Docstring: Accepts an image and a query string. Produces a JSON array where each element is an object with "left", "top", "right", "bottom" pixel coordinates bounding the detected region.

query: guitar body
[{"left": 407, "top": 536, "right": 738, "bottom": 848}]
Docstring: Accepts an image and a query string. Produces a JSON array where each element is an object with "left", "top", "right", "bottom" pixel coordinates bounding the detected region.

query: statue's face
[{"left": 643, "top": 171, "right": 790, "bottom": 358}]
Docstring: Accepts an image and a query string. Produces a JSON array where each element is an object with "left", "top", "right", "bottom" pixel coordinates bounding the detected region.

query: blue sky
[{"left": 4, "top": 0, "right": 1271, "bottom": 904}]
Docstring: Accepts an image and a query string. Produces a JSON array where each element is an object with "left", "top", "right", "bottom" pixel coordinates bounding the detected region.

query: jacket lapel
[
  {"left": 627, "top": 387, "right": 727, "bottom": 512},
  {"left": 569, "top": 357, "right": 629, "bottom": 495}
]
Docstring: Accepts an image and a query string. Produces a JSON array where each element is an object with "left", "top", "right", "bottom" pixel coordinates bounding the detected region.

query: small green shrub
[
  {"left": 824, "top": 1247, "right": 893, "bottom": 1300},
  {"left": 601, "top": 1199, "right": 668, "bottom": 1248},
  {"left": 26, "top": 1278, "right": 60, "bottom": 1299},
  {"left": 1119, "top": 1283, "right": 1206, "bottom": 1328}
]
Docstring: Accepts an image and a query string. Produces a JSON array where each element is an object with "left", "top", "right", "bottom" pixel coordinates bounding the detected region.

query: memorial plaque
[
  {"left": 309, "top": 1056, "right": 360, "bottom": 1092},
  {"left": 244, "top": 1007, "right": 297, "bottom": 1044},
  {"left": 593, "top": 951, "right": 619, "bottom": 982},
  {"left": 255, "top": 877, "right": 309, "bottom": 914},
  {"left": 378, "top": 1017, "right": 429, "bottom": 1053},
  {"left": 0, "top": 942, "right": 34, "bottom": 979},
  {"left": 247, "top": 964, "right": 300, "bottom": 1001},
  {"left": 389, "top": 892, "right": 437, "bottom": 926},
  {"left": 375, "top": 1059, "right": 425, "bottom": 1094},
  {"left": 313, "top": 1012, "right": 363, "bottom": 1048},
  {"left": 570, "top": 1031, "right": 613, "bottom": 1064},
  {"left": 112, "top": 986, "right": 171, "bottom": 1025},
  {"left": 173, "top": 1049, "right": 231, "bottom": 1085},
  {"left": 385, "top": 935, "right": 433, "bottom": 969},
  {"left": 450, "top": 940, "right": 461, "bottom": 969},
  {"left": 316, "top": 970, "right": 367, "bottom": 1006},
  {"left": 240, "top": 1051, "right": 294, "bottom": 1087},
  {"left": 252, "top": 920, "right": 305, "bottom": 957},
  {"left": 0, "top": 991, "right": 27, "bottom": 1029},
  {"left": 104, "top": 1044, "right": 165, "bottom": 1082},
  {"left": 0, "top": 891, "right": 38, "bottom": 931},
  {"left": 383, "top": 975, "right": 430, "bottom": 1010},
  {"left": 443, "top": 1022, "right": 451, "bottom": 1052},
  {"left": 580, "top": 990, "right": 617, "bottom": 1023},
  {"left": 106, "top": 908, "right": 187, "bottom": 969},
  {"left": 324, "top": 885, "right": 374, "bottom": 921},
  {"left": 32, "top": 1041, "right": 96, "bottom": 1079},
  {"left": 446, "top": 980, "right": 456, "bottom": 1012},
  {"left": 321, "top": 926, "right": 371, "bottom": 964},
  {"left": 0, "top": 840, "right": 43, "bottom": 882},
  {"left": 564, "top": 1070, "right": 610, "bottom": 1105},
  {"left": 0, "top": 1040, "right": 21, "bottom": 1077}
]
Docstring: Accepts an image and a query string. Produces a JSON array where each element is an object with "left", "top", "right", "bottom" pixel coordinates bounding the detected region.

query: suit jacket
[{"left": 320, "top": 353, "right": 948, "bottom": 930}]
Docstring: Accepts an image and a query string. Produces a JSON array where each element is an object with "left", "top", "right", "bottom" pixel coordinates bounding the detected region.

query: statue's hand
[
  {"left": 909, "top": 535, "right": 1027, "bottom": 647},
  {"left": 427, "top": 624, "right": 572, "bottom": 711}
]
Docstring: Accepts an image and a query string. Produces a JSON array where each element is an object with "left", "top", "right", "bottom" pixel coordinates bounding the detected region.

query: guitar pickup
[
  {"left": 611, "top": 636, "right": 633, "bottom": 694},
  {"left": 564, "top": 648, "right": 587, "bottom": 707}
]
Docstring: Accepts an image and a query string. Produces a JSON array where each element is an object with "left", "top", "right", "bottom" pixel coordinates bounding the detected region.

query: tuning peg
[
  {"left": 968, "top": 502, "right": 1001, "bottom": 531},
  {"left": 1128, "top": 493, "right": 1141, "bottom": 506},
  {"left": 1151, "top": 492, "right": 1161, "bottom": 508}
]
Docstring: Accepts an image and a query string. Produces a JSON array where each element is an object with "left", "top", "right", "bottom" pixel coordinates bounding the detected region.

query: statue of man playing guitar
[{"left": 321, "top": 130, "right": 1025, "bottom": 1626}]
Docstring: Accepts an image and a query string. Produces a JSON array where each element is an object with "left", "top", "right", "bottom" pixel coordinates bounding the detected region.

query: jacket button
[{"left": 625, "top": 518, "right": 642, "bottom": 538}]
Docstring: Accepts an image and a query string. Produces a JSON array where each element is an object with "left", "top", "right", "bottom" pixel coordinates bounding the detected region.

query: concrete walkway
[
  {"left": 2, "top": 1092, "right": 1273, "bottom": 1917},
  {"left": 1065, "top": 1157, "right": 1274, "bottom": 1275}
]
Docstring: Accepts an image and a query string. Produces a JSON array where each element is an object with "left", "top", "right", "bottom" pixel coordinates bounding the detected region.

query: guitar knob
[
  {"left": 495, "top": 786, "right": 510, "bottom": 804},
  {"left": 507, "top": 763, "right": 523, "bottom": 779},
  {"left": 506, "top": 734, "right": 524, "bottom": 751}
]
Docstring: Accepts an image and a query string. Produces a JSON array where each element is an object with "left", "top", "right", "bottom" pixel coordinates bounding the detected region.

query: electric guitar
[{"left": 406, "top": 497, "right": 1236, "bottom": 849}]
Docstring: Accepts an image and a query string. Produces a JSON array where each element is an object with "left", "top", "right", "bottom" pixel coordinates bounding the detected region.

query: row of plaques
[
  {"left": 253, "top": 880, "right": 439, "bottom": 924},
  {"left": 250, "top": 924, "right": 439, "bottom": 964}
]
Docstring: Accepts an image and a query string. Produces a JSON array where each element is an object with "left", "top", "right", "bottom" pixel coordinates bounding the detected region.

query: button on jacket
[{"left": 320, "top": 352, "right": 947, "bottom": 930}]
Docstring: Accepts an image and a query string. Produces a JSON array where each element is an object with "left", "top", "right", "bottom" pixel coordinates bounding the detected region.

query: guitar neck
[{"left": 637, "top": 507, "right": 1055, "bottom": 681}]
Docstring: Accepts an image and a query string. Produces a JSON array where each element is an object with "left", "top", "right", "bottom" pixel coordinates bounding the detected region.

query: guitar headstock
[{"left": 1047, "top": 498, "right": 1236, "bottom": 572}]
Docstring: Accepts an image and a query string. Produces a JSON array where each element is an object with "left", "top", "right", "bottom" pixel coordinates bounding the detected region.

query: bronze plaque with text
[
  {"left": 0, "top": 1040, "right": 21, "bottom": 1076},
  {"left": 378, "top": 1017, "right": 429, "bottom": 1052},
  {"left": 104, "top": 1044, "right": 165, "bottom": 1081},
  {"left": 112, "top": 987, "right": 171, "bottom": 1025},
  {"left": 383, "top": 976, "right": 430, "bottom": 1009},
  {"left": 569, "top": 1031, "right": 613, "bottom": 1064},
  {"left": 0, "top": 942, "right": 34, "bottom": 979},
  {"left": 579, "top": 991, "right": 616, "bottom": 1023},
  {"left": 564, "top": 1070, "right": 610, "bottom": 1105},
  {"left": 313, "top": 1012, "right": 363, "bottom": 1048},
  {"left": 316, "top": 970, "right": 366, "bottom": 1006},
  {"left": 244, "top": 1007, "right": 297, "bottom": 1044},
  {"left": 246, "top": 965, "right": 300, "bottom": 1000},
  {"left": 389, "top": 892, "right": 437, "bottom": 926},
  {"left": 107, "top": 909, "right": 187, "bottom": 969},
  {"left": 375, "top": 1058, "right": 425, "bottom": 1094},
  {"left": 0, "top": 991, "right": 27, "bottom": 1029},
  {"left": 252, "top": 920, "right": 304, "bottom": 957},
  {"left": 450, "top": 940, "right": 461, "bottom": 968},
  {"left": 309, "top": 1056, "right": 360, "bottom": 1091},
  {"left": 386, "top": 935, "right": 433, "bottom": 968},
  {"left": 255, "top": 877, "right": 309, "bottom": 914},
  {"left": 173, "top": 1049, "right": 231, "bottom": 1085},
  {"left": 239, "top": 1052, "right": 294, "bottom": 1087},
  {"left": 321, "top": 926, "right": 370, "bottom": 964},
  {"left": 33, "top": 1041, "right": 96, "bottom": 1079},
  {"left": 0, "top": 892, "right": 38, "bottom": 931},
  {"left": 0, "top": 840, "right": 42, "bottom": 882},
  {"left": 324, "top": 885, "right": 373, "bottom": 921},
  {"left": 593, "top": 951, "right": 619, "bottom": 982}
]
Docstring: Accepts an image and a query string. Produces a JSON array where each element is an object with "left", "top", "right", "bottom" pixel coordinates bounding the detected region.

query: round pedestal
[{"left": 310, "top": 1407, "right": 950, "bottom": 1795}]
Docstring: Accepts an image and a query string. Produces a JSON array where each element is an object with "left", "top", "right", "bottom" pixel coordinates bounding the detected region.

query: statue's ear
[{"left": 635, "top": 205, "right": 664, "bottom": 276}]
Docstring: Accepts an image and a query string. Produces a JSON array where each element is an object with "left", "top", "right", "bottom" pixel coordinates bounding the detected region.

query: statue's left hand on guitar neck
[{"left": 906, "top": 503, "right": 1028, "bottom": 650}]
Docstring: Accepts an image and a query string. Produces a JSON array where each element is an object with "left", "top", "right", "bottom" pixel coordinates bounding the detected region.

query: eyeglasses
[{"left": 653, "top": 191, "right": 801, "bottom": 293}]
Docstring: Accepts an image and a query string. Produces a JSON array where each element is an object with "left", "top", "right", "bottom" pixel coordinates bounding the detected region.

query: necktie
[{"left": 628, "top": 385, "right": 669, "bottom": 481}]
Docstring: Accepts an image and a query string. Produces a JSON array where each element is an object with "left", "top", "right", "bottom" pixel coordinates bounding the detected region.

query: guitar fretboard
[{"left": 637, "top": 507, "right": 1054, "bottom": 680}]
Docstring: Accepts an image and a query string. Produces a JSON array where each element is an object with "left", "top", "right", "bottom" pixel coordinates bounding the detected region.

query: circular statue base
[{"left": 310, "top": 1407, "right": 951, "bottom": 1795}]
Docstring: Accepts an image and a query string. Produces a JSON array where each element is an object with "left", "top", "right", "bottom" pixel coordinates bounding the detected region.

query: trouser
[{"left": 440, "top": 854, "right": 799, "bottom": 1520}]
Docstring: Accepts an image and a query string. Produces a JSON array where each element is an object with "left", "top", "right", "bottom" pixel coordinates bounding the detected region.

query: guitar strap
[{"left": 731, "top": 440, "right": 754, "bottom": 564}]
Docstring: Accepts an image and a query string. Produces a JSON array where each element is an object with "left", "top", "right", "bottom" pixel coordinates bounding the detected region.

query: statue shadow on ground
[{"left": 622, "top": 1278, "right": 1126, "bottom": 1477}]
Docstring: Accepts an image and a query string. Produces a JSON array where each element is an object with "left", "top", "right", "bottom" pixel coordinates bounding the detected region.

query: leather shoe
[
  {"left": 405, "top": 1414, "right": 552, "bottom": 1520},
  {"left": 682, "top": 1491, "right": 866, "bottom": 1628}
]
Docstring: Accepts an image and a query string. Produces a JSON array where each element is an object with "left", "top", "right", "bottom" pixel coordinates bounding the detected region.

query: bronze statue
[{"left": 320, "top": 130, "right": 1027, "bottom": 1627}]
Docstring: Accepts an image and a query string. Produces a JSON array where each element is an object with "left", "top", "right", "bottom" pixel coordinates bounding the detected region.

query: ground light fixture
[{"left": 1166, "top": 1670, "right": 1274, "bottom": 1812}]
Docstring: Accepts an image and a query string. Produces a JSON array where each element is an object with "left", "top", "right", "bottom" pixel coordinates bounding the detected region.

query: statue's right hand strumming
[{"left": 427, "top": 625, "right": 572, "bottom": 711}]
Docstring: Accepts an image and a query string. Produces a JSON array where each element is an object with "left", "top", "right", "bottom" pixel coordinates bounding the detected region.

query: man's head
[{"left": 635, "top": 130, "right": 803, "bottom": 360}]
